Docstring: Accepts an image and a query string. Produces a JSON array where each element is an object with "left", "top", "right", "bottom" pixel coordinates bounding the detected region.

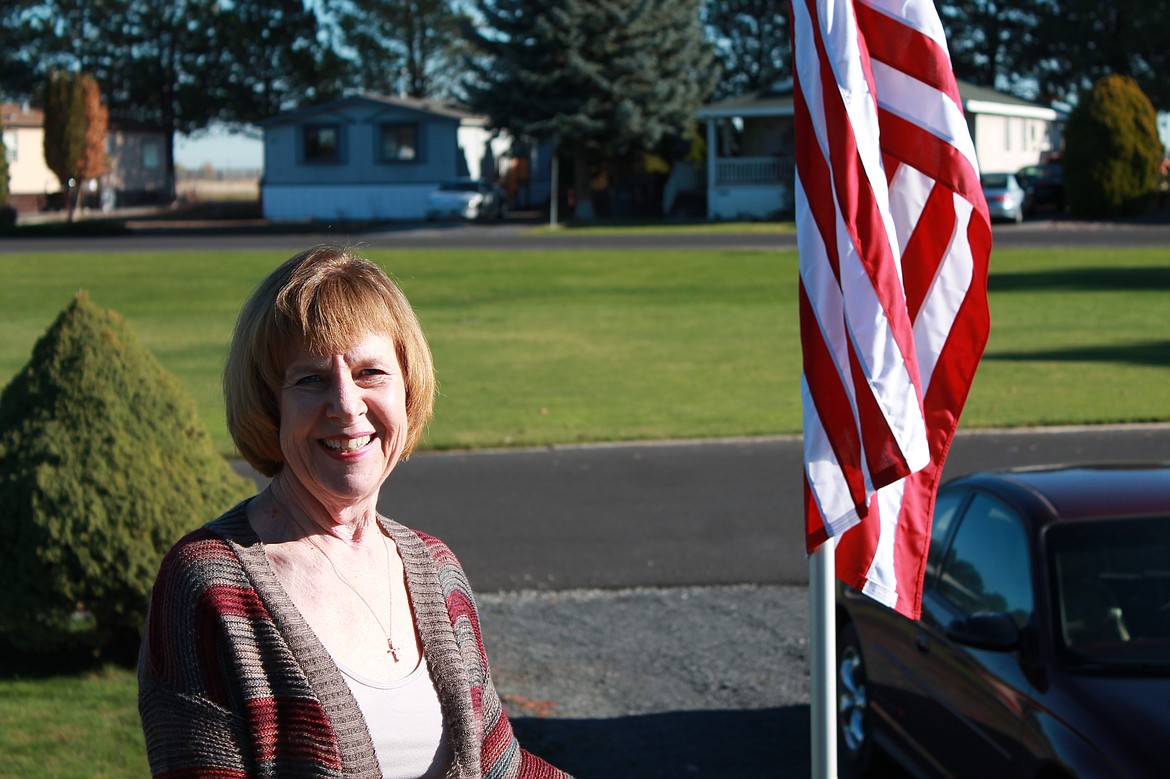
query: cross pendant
[{"left": 387, "top": 640, "right": 400, "bottom": 663}]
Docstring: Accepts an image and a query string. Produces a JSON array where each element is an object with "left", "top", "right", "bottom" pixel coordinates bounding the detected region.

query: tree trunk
[{"left": 573, "top": 153, "right": 596, "bottom": 221}]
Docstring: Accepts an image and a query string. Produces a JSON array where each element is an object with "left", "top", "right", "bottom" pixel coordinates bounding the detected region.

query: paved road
[
  {"left": 6, "top": 214, "right": 1170, "bottom": 253},
  {"left": 232, "top": 423, "right": 1170, "bottom": 593}
]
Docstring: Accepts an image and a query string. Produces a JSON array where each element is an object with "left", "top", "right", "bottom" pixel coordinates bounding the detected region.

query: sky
[{"left": 174, "top": 123, "right": 263, "bottom": 171}]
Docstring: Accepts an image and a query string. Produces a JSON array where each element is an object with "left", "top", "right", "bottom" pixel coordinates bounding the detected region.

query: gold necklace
[{"left": 301, "top": 529, "right": 401, "bottom": 663}]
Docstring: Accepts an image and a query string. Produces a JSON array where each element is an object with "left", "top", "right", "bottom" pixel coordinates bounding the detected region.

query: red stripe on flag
[
  {"left": 792, "top": 79, "right": 842, "bottom": 284},
  {"left": 799, "top": 284, "right": 868, "bottom": 518},
  {"left": 805, "top": 0, "right": 923, "bottom": 398},
  {"left": 853, "top": 1, "right": 962, "bottom": 105},
  {"left": 901, "top": 184, "right": 956, "bottom": 321},
  {"left": 879, "top": 109, "right": 986, "bottom": 214}
]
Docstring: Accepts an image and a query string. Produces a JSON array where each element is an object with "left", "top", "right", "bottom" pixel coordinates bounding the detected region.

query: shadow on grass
[
  {"left": 984, "top": 340, "right": 1170, "bottom": 369},
  {"left": 988, "top": 266, "right": 1170, "bottom": 293},
  {"left": 0, "top": 632, "right": 139, "bottom": 679},
  {"left": 511, "top": 706, "right": 808, "bottom": 778}
]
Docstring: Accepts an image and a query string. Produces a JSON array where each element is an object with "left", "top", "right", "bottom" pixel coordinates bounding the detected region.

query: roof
[
  {"left": 257, "top": 94, "right": 483, "bottom": 127},
  {"left": 697, "top": 80, "right": 1061, "bottom": 121},
  {"left": 1, "top": 102, "right": 165, "bottom": 133},
  {"left": 1, "top": 102, "right": 45, "bottom": 129},
  {"left": 959, "top": 464, "right": 1170, "bottom": 523}
]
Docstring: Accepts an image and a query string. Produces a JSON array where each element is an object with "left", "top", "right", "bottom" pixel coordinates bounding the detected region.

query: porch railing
[{"left": 715, "top": 156, "right": 795, "bottom": 186}]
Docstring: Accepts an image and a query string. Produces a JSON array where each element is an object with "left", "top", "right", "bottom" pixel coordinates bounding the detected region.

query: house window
[
  {"left": 379, "top": 123, "right": 419, "bottom": 162},
  {"left": 303, "top": 123, "right": 342, "bottom": 163},
  {"left": 143, "top": 139, "right": 162, "bottom": 170},
  {"left": 3, "top": 130, "right": 15, "bottom": 162}
]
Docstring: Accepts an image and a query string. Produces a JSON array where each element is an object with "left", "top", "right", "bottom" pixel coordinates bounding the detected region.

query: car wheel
[{"left": 838, "top": 621, "right": 873, "bottom": 779}]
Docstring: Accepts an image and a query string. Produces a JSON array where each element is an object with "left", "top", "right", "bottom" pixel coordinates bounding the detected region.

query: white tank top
[{"left": 336, "top": 659, "right": 454, "bottom": 779}]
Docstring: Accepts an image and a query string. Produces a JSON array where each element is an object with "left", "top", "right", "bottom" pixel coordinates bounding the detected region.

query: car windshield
[
  {"left": 981, "top": 174, "right": 1011, "bottom": 189},
  {"left": 1047, "top": 516, "right": 1170, "bottom": 673},
  {"left": 438, "top": 181, "right": 481, "bottom": 192}
]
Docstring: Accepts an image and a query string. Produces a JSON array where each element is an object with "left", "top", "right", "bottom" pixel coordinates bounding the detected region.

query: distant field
[
  {"left": 175, "top": 175, "right": 259, "bottom": 202},
  {"left": 0, "top": 246, "right": 1167, "bottom": 458}
]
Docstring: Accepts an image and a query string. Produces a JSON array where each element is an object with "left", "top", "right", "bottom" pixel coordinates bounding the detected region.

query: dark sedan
[
  {"left": 1016, "top": 161, "right": 1065, "bottom": 216},
  {"left": 837, "top": 464, "right": 1170, "bottom": 779}
]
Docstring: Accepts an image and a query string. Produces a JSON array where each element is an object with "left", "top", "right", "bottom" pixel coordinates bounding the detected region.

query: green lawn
[
  {"left": 1, "top": 246, "right": 1168, "bottom": 459},
  {"left": 0, "top": 242, "right": 1168, "bottom": 778},
  {"left": 0, "top": 667, "right": 147, "bottom": 778}
]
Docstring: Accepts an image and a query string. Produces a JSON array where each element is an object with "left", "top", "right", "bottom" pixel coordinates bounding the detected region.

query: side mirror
[{"left": 945, "top": 612, "right": 1021, "bottom": 651}]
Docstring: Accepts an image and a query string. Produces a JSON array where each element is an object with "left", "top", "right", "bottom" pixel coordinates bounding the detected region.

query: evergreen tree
[
  {"left": 335, "top": 0, "right": 467, "bottom": 98},
  {"left": 1017, "top": 0, "right": 1170, "bottom": 107},
  {"left": 934, "top": 0, "right": 1043, "bottom": 93},
  {"left": 0, "top": 292, "right": 254, "bottom": 660},
  {"left": 703, "top": 0, "right": 789, "bottom": 99},
  {"left": 1063, "top": 75, "right": 1164, "bottom": 218},
  {"left": 42, "top": 69, "right": 108, "bottom": 221},
  {"left": 463, "top": 0, "right": 718, "bottom": 219},
  {"left": 209, "top": 0, "right": 347, "bottom": 123}
]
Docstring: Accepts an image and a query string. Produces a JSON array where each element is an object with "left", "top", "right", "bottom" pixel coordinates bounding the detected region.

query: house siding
[
  {"left": 263, "top": 105, "right": 462, "bottom": 187},
  {"left": 3, "top": 119, "right": 61, "bottom": 210},
  {"left": 106, "top": 128, "right": 171, "bottom": 205},
  {"left": 973, "top": 114, "right": 1057, "bottom": 174},
  {"left": 262, "top": 98, "right": 495, "bottom": 221},
  {"left": 263, "top": 183, "right": 435, "bottom": 220}
]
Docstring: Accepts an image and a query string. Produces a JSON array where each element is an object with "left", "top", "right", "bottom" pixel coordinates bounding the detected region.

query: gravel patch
[{"left": 476, "top": 584, "right": 813, "bottom": 778}]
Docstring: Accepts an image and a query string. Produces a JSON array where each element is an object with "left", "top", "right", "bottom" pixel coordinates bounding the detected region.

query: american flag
[{"left": 793, "top": 0, "right": 992, "bottom": 619}]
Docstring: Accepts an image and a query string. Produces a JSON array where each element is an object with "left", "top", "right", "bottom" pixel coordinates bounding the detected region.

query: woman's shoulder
[{"left": 156, "top": 501, "right": 254, "bottom": 582}]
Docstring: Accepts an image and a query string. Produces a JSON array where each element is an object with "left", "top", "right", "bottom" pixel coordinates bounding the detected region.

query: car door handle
[{"left": 915, "top": 632, "right": 930, "bottom": 654}]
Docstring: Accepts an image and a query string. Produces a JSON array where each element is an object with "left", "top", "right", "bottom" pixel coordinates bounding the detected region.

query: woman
[{"left": 139, "top": 246, "right": 572, "bottom": 779}]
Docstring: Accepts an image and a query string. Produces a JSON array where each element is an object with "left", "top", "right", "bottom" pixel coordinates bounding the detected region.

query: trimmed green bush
[
  {"left": 0, "top": 291, "right": 254, "bottom": 659},
  {"left": 1064, "top": 74, "right": 1164, "bottom": 218}
]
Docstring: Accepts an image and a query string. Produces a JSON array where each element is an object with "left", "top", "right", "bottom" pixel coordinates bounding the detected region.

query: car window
[
  {"left": 925, "top": 490, "right": 966, "bottom": 586},
  {"left": 937, "top": 493, "right": 1033, "bottom": 628},
  {"left": 1049, "top": 516, "right": 1170, "bottom": 663},
  {"left": 981, "top": 174, "right": 1009, "bottom": 188}
]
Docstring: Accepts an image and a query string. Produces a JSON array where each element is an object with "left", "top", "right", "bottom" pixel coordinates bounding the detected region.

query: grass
[
  {"left": 1, "top": 246, "right": 1168, "bottom": 459},
  {"left": 0, "top": 666, "right": 147, "bottom": 778}
]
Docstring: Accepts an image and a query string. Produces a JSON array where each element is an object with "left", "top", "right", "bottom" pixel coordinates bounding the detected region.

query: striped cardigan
[{"left": 138, "top": 501, "right": 571, "bottom": 779}]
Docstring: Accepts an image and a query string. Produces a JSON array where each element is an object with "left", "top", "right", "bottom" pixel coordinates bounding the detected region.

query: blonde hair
[{"left": 224, "top": 246, "right": 435, "bottom": 476}]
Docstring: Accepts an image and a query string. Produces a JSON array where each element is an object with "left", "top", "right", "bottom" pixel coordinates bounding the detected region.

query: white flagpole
[{"left": 810, "top": 537, "right": 838, "bottom": 778}]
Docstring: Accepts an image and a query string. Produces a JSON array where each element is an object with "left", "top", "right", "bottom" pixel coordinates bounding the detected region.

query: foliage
[
  {"left": 0, "top": 291, "right": 254, "bottom": 658},
  {"left": 207, "top": 0, "right": 346, "bottom": 124},
  {"left": 703, "top": 0, "right": 789, "bottom": 99},
  {"left": 42, "top": 69, "right": 108, "bottom": 220},
  {"left": 335, "top": 0, "right": 467, "bottom": 98},
  {"left": 1022, "top": 0, "right": 1170, "bottom": 108},
  {"left": 1063, "top": 75, "right": 1163, "bottom": 218},
  {"left": 462, "top": 0, "right": 718, "bottom": 218},
  {"left": 7, "top": 0, "right": 343, "bottom": 189},
  {"left": 934, "top": 0, "right": 1044, "bottom": 91}
]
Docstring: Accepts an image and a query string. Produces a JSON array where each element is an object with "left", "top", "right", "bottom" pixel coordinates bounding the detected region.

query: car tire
[{"left": 838, "top": 621, "right": 873, "bottom": 779}]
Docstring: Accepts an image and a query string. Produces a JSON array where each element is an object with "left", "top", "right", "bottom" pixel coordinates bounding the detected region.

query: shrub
[
  {"left": 1063, "top": 75, "right": 1164, "bottom": 218},
  {"left": 0, "top": 291, "right": 254, "bottom": 660}
]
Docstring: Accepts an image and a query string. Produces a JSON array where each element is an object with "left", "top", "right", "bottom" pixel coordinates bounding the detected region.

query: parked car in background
[
  {"left": 980, "top": 172, "right": 1026, "bottom": 223},
  {"left": 1016, "top": 161, "right": 1065, "bottom": 216},
  {"left": 837, "top": 463, "right": 1170, "bottom": 779},
  {"left": 425, "top": 178, "right": 505, "bottom": 221}
]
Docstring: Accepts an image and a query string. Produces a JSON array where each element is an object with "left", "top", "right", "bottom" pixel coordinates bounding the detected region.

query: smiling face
[{"left": 277, "top": 331, "right": 408, "bottom": 515}]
